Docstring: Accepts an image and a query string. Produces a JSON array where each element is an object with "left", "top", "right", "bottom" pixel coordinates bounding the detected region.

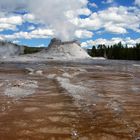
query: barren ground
[{"left": 0, "top": 59, "right": 140, "bottom": 140}]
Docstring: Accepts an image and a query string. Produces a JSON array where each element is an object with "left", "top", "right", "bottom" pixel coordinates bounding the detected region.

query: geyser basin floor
[{"left": 0, "top": 60, "right": 140, "bottom": 140}]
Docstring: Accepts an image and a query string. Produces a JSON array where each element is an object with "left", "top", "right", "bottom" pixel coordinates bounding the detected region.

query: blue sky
[{"left": 0, "top": 0, "right": 140, "bottom": 48}]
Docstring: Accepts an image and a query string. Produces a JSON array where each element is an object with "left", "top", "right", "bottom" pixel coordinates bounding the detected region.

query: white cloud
[
  {"left": 0, "top": 0, "right": 90, "bottom": 41},
  {"left": 65, "top": 8, "right": 91, "bottom": 19},
  {"left": 89, "top": 2, "right": 98, "bottom": 8},
  {"left": 27, "top": 0, "right": 89, "bottom": 41},
  {"left": 136, "top": 38, "right": 140, "bottom": 43},
  {"left": 27, "top": 25, "right": 36, "bottom": 31},
  {"left": 72, "top": 6, "right": 140, "bottom": 34},
  {"left": 0, "top": 13, "right": 37, "bottom": 32},
  {"left": 104, "top": 24, "right": 127, "bottom": 34},
  {"left": 102, "top": 0, "right": 114, "bottom": 4},
  {"left": 76, "top": 15, "right": 102, "bottom": 30},
  {"left": 2, "top": 29, "right": 54, "bottom": 40},
  {"left": 75, "top": 30, "right": 93, "bottom": 39},
  {"left": 135, "top": 0, "right": 140, "bottom": 7},
  {"left": 0, "top": 15, "right": 23, "bottom": 31},
  {"left": 1, "top": 28, "right": 94, "bottom": 40},
  {"left": 37, "top": 44, "right": 45, "bottom": 47},
  {"left": 12, "top": 40, "right": 20, "bottom": 44},
  {"left": 31, "top": 29, "right": 54, "bottom": 37},
  {"left": 0, "top": 16, "right": 22, "bottom": 25},
  {"left": 0, "top": 36, "right": 4, "bottom": 40},
  {"left": 81, "top": 37, "right": 140, "bottom": 48},
  {"left": 23, "top": 14, "right": 35, "bottom": 22},
  {"left": 77, "top": 8, "right": 92, "bottom": 16},
  {"left": 0, "top": 0, "right": 139, "bottom": 44}
]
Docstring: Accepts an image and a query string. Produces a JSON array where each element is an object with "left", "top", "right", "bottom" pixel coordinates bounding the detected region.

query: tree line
[
  {"left": 88, "top": 42, "right": 140, "bottom": 60},
  {"left": 24, "top": 46, "right": 44, "bottom": 54}
]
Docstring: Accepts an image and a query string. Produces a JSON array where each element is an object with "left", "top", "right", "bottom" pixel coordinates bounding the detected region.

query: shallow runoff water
[{"left": 0, "top": 59, "right": 140, "bottom": 140}]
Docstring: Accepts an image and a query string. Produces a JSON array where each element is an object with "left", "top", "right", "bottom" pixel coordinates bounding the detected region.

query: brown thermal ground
[{"left": 0, "top": 60, "right": 140, "bottom": 140}]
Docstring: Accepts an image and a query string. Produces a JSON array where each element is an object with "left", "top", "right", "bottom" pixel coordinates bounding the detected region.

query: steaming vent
[
  {"left": 48, "top": 38, "right": 81, "bottom": 47},
  {"left": 0, "top": 41, "right": 24, "bottom": 58},
  {"left": 43, "top": 38, "right": 90, "bottom": 59}
]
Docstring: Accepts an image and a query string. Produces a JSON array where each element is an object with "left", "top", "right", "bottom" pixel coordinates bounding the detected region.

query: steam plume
[
  {"left": 28, "top": 0, "right": 89, "bottom": 41},
  {"left": 0, "top": 0, "right": 89, "bottom": 41}
]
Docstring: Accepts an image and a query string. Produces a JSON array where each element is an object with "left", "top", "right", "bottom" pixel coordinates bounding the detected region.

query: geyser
[
  {"left": 0, "top": 41, "right": 24, "bottom": 58},
  {"left": 42, "top": 38, "right": 90, "bottom": 59}
]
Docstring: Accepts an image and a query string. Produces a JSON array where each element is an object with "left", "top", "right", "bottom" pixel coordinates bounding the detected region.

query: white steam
[
  {"left": 0, "top": 0, "right": 26, "bottom": 12},
  {"left": 0, "top": 42, "right": 24, "bottom": 58},
  {"left": 0, "top": 0, "right": 89, "bottom": 41},
  {"left": 27, "top": 0, "right": 89, "bottom": 41}
]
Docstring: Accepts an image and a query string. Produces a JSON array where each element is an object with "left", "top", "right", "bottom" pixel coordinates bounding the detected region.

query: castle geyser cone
[{"left": 42, "top": 38, "right": 90, "bottom": 59}]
